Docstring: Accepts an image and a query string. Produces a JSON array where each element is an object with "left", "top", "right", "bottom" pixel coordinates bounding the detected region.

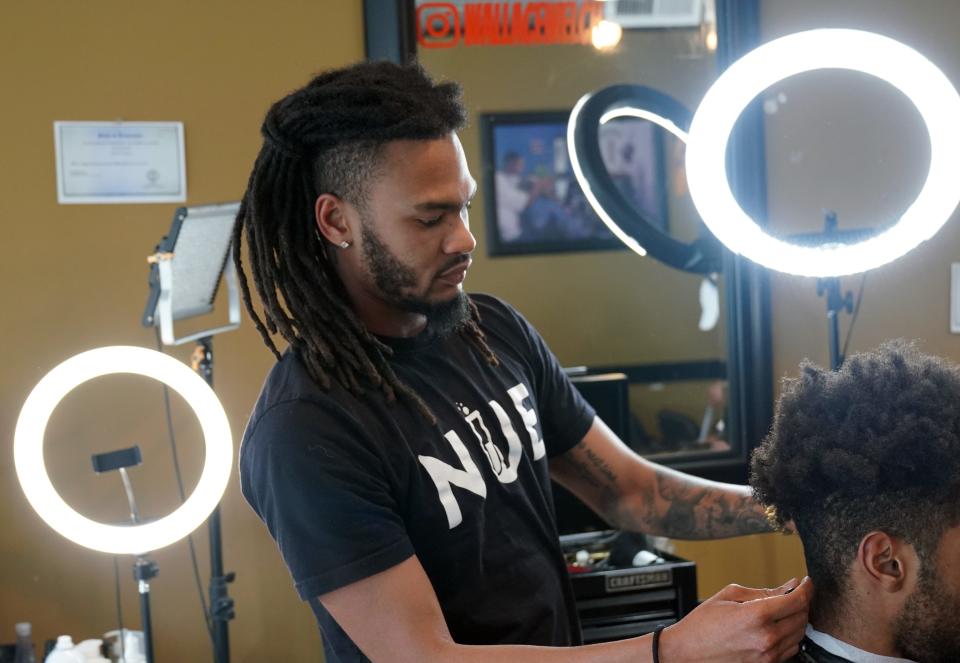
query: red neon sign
[{"left": 416, "top": 2, "right": 605, "bottom": 49}]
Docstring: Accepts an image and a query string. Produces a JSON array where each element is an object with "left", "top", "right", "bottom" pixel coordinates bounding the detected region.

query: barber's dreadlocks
[{"left": 233, "top": 61, "right": 498, "bottom": 424}]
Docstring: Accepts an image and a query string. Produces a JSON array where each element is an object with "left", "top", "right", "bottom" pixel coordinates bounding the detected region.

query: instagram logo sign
[{"left": 417, "top": 3, "right": 461, "bottom": 48}]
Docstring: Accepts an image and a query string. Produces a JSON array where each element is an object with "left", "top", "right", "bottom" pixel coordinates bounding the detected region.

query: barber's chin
[{"left": 426, "top": 291, "right": 471, "bottom": 336}]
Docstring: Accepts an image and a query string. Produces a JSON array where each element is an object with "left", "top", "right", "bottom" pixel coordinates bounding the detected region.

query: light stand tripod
[
  {"left": 796, "top": 211, "right": 870, "bottom": 371},
  {"left": 817, "top": 213, "right": 855, "bottom": 370},
  {"left": 134, "top": 557, "right": 159, "bottom": 663},
  {"left": 92, "top": 446, "right": 157, "bottom": 663},
  {"left": 190, "top": 339, "right": 235, "bottom": 663},
  {"left": 142, "top": 202, "right": 241, "bottom": 663}
]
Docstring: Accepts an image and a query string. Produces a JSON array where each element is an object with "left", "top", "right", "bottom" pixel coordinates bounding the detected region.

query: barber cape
[{"left": 788, "top": 626, "right": 916, "bottom": 663}]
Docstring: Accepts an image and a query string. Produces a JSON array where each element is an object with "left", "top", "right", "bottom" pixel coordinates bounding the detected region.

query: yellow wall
[
  {"left": 6, "top": 1, "right": 960, "bottom": 660},
  {"left": 0, "top": 3, "right": 362, "bottom": 661}
]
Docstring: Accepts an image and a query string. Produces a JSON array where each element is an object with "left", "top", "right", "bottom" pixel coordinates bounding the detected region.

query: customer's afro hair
[{"left": 751, "top": 341, "right": 960, "bottom": 621}]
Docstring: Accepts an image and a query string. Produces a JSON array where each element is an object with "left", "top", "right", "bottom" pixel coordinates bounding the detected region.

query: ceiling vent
[{"left": 604, "top": 0, "right": 705, "bottom": 29}]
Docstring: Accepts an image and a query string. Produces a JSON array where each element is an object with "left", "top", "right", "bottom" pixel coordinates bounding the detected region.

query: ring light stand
[{"left": 14, "top": 346, "right": 234, "bottom": 663}]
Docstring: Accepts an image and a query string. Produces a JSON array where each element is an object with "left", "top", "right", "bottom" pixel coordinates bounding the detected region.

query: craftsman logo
[
  {"left": 605, "top": 569, "right": 673, "bottom": 593},
  {"left": 416, "top": 1, "right": 605, "bottom": 49}
]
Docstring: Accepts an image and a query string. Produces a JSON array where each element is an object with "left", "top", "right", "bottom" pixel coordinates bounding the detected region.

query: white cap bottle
[{"left": 44, "top": 636, "right": 84, "bottom": 663}]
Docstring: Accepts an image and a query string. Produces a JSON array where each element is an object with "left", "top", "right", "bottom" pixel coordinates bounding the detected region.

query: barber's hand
[{"left": 659, "top": 576, "right": 812, "bottom": 663}]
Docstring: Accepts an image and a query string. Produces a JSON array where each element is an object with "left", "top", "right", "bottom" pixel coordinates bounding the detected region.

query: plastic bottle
[
  {"left": 74, "top": 640, "right": 110, "bottom": 663},
  {"left": 102, "top": 630, "right": 145, "bottom": 663},
  {"left": 43, "top": 636, "right": 83, "bottom": 663},
  {"left": 73, "top": 641, "right": 98, "bottom": 657},
  {"left": 13, "top": 622, "right": 36, "bottom": 663}
]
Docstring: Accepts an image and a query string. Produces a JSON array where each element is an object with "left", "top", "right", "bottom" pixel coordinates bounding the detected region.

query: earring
[{"left": 339, "top": 240, "right": 351, "bottom": 249}]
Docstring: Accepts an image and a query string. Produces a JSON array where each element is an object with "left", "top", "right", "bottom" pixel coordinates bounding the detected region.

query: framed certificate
[{"left": 54, "top": 121, "right": 187, "bottom": 204}]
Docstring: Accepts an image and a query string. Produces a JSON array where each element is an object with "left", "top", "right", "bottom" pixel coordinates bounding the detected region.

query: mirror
[{"left": 371, "top": 0, "right": 770, "bottom": 479}]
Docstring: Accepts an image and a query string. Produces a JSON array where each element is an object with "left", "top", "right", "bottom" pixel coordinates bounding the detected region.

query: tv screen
[{"left": 480, "top": 110, "right": 668, "bottom": 256}]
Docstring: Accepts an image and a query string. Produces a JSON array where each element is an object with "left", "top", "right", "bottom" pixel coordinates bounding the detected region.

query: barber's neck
[{"left": 342, "top": 282, "right": 428, "bottom": 338}]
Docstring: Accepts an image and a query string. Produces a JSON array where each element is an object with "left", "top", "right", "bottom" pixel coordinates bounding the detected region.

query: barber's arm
[
  {"left": 320, "top": 554, "right": 811, "bottom": 663},
  {"left": 550, "top": 417, "right": 773, "bottom": 538}
]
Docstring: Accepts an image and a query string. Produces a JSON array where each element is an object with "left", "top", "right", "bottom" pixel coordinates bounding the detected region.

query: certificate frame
[{"left": 54, "top": 121, "right": 187, "bottom": 204}]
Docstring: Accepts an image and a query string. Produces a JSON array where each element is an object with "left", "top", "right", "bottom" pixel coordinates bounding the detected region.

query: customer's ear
[{"left": 858, "top": 530, "right": 917, "bottom": 593}]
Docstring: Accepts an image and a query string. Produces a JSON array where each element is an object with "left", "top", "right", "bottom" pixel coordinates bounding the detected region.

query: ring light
[
  {"left": 599, "top": 108, "right": 689, "bottom": 143},
  {"left": 568, "top": 84, "right": 722, "bottom": 274},
  {"left": 569, "top": 91, "right": 648, "bottom": 258},
  {"left": 14, "top": 346, "right": 233, "bottom": 555},
  {"left": 686, "top": 28, "right": 960, "bottom": 277}
]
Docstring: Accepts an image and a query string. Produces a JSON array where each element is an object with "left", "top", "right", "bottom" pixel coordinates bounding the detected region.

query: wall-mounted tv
[{"left": 479, "top": 110, "right": 668, "bottom": 257}]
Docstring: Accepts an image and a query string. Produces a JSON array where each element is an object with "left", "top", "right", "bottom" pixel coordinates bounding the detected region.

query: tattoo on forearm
[
  {"left": 555, "top": 445, "right": 621, "bottom": 520},
  {"left": 652, "top": 472, "right": 773, "bottom": 539},
  {"left": 557, "top": 441, "right": 773, "bottom": 537},
  {"left": 730, "top": 499, "right": 774, "bottom": 536},
  {"left": 584, "top": 448, "right": 616, "bottom": 487},
  {"left": 658, "top": 475, "right": 707, "bottom": 537}
]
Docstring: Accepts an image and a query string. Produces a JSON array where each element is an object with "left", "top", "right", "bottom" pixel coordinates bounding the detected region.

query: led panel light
[
  {"left": 14, "top": 346, "right": 233, "bottom": 555},
  {"left": 142, "top": 202, "right": 241, "bottom": 346},
  {"left": 686, "top": 28, "right": 960, "bottom": 277}
]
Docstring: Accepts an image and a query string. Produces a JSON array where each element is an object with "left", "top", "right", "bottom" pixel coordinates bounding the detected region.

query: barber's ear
[
  {"left": 315, "top": 193, "right": 352, "bottom": 247},
  {"left": 859, "top": 531, "right": 915, "bottom": 592}
]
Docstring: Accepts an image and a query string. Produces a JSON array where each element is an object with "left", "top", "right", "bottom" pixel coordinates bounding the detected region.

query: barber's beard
[
  {"left": 360, "top": 221, "right": 471, "bottom": 337},
  {"left": 893, "top": 568, "right": 960, "bottom": 663}
]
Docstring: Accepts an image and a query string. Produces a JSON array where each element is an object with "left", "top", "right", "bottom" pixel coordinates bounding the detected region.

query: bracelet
[{"left": 652, "top": 625, "right": 666, "bottom": 663}]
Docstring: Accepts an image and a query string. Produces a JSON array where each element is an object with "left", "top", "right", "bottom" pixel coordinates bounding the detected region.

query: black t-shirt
[{"left": 239, "top": 294, "right": 596, "bottom": 662}]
